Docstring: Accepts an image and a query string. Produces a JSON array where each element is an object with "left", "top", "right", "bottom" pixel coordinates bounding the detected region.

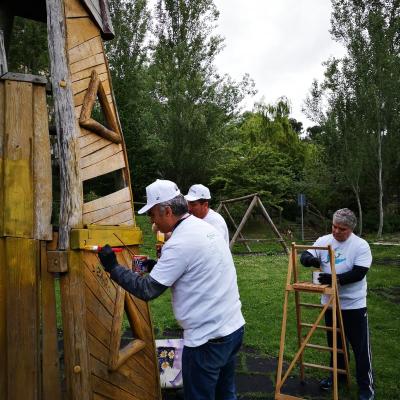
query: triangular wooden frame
[
  {"left": 108, "top": 253, "right": 146, "bottom": 371},
  {"left": 79, "top": 69, "right": 122, "bottom": 144}
]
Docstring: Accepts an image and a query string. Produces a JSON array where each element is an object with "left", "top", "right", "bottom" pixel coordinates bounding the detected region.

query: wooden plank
[
  {"left": 80, "top": 136, "right": 115, "bottom": 157},
  {"left": 41, "top": 243, "right": 63, "bottom": 400},
  {"left": 65, "top": 0, "right": 89, "bottom": 18},
  {"left": 79, "top": 131, "right": 103, "bottom": 148},
  {"left": 81, "top": 151, "right": 125, "bottom": 181},
  {"left": 69, "top": 36, "right": 103, "bottom": 66},
  {"left": 83, "top": 188, "right": 130, "bottom": 215},
  {"left": 60, "top": 251, "right": 91, "bottom": 400},
  {"left": 47, "top": 250, "right": 69, "bottom": 273},
  {"left": 79, "top": 0, "right": 114, "bottom": 40},
  {"left": 70, "top": 226, "right": 142, "bottom": 249},
  {"left": 97, "top": 209, "right": 134, "bottom": 225},
  {"left": 6, "top": 238, "right": 39, "bottom": 400},
  {"left": 71, "top": 63, "right": 108, "bottom": 83},
  {"left": 46, "top": 0, "right": 83, "bottom": 249},
  {"left": 80, "top": 143, "right": 121, "bottom": 169},
  {"left": 70, "top": 53, "right": 105, "bottom": 76},
  {"left": 0, "top": 239, "right": 6, "bottom": 399},
  {"left": 0, "top": 30, "right": 7, "bottom": 75},
  {"left": 72, "top": 72, "right": 107, "bottom": 95},
  {"left": 33, "top": 84, "right": 53, "bottom": 240},
  {"left": 83, "top": 201, "right": 131, "bottom": 225},
  {"left": 67, "top": 17, "right": 100, "bottom": 50},
  {"left": 108, "top": 286, "right": 125, "bottom": 370},
  {"left": 3, "top": 80, "right": 34, "bottom": 237},
  {"left": 1, "top": 72, "right": 47, "bottom": 85},
  {"left": 91, "top": 374, "right": 139, "bottom": 400}
]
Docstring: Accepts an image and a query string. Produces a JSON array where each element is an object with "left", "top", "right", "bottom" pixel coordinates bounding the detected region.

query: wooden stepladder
[{"left": 275, "top": 244, "right": 351, "bottom": 400}]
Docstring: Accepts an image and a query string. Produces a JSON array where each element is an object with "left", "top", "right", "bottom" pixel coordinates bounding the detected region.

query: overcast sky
[{"left": 213, "top": 0, "right": 346, "bottom": 129}]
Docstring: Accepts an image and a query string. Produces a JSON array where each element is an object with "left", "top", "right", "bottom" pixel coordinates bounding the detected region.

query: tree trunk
[{"left": 352, "top": 183, "right": 363, "bottom": 236}]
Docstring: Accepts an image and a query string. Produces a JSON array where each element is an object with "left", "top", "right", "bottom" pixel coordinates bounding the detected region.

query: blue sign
[{"left": 297, "top": 194, "right": 306, "bottom": 207}]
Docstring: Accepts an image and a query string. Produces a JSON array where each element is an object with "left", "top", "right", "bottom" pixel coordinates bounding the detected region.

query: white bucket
[{"left": 312, "top": 271, "right": 322, "bottom": 285}]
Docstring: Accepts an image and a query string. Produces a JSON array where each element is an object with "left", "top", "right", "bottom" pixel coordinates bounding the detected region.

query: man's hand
[
  {"left": 142, "top": 259, "right": 157, "bottom": 273},
  {"left": 98, "top": 244, "right": 119, "bottom": 273},
  {"left": 318, "top": 273, "right": 332, "bottom": 285},
  {"left": 300, "top": 251, "right": 321, "bottom": 268}
]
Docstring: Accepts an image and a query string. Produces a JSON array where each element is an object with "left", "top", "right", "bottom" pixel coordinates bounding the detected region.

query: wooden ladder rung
[
  {"left": 303, "top": 362, "right": 347, "bottom": 374},
  {"left": 275, "top": 393, "right": 303, "bottom": 399},
  {"left": 301, "top": 323, "right": 340, "bottom": 332},
  {"left": 299, "top": 302, "right": 323, "bottom": 309},
  {"left": 305, "top": 343, "right": 344, "bottom": 353}
]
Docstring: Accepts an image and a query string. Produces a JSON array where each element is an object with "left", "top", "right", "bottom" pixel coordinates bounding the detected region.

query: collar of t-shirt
[{"left": 171, "top": 213, "right": 190, "bottom": 232}]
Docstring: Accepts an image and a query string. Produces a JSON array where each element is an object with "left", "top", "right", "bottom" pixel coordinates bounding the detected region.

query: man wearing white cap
[
  {"left": 98, "top": 179, "right": 245, "bottom": 400},
  {"left": 185, "top": 184, "right": 229, "bottom": 244}
]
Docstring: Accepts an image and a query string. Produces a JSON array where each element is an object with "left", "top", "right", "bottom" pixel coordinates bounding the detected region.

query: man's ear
[{"left": 164, "top": 205, "right": 173, "bottom": 217}]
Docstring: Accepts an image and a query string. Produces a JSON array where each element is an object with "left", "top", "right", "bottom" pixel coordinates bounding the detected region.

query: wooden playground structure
[
  {"left": 275, "top": 244, "right": 350, "bottom": 400},
  {"left": 0, "top": 0, "right": 160, "bottom": 399},
  {"left": 216, "top": 193, "right": 289, "bottom": 254}
]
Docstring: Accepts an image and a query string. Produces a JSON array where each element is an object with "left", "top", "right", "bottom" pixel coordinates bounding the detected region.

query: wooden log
[
  {"left": 41, "top": 243, "right": 63, "bottom": 400},
  {"left": 220, "top": 193, "right": 259, "bottom": 204},
  {"left": 46, "top": 0, "right": 83, "bottom": 249},
  {"left": 0, "top": 81, "right": 4, "bottom": 235},
  {"left": 229, "top": 196, "right": 257, "bottom": 250},
  {"left": 0, "top": 29, "right": 8, "bottom": 75},
  {"left": 60, "top": 251, "right": 91, "bottom": 400},
  {"left": 33, "top": 84, "right": 52, "bottom": 240},
  {"left": 6, "top": 238, "right": 40, "bottom": 400},
  {"left": 222, "top": 204, "right": 251, "bottom": 252},
  {"left": 257, "top": 197, "right": 289, "bottom": 254}
]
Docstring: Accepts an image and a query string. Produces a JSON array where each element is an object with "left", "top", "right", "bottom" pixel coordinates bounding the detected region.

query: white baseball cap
[
  {"left": 185, "top": 184, "right": 211, "bottom": 201},
  {"left": 138, "top": 179, "right": 181, "bottom": 214}
]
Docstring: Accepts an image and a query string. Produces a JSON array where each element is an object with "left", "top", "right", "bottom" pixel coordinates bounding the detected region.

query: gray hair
[
  {"left": 333, "top": 208, "right": 357, "bottom": 230},
  {"left": 158, "top": 194, "right": 188, "bottom": 216}
]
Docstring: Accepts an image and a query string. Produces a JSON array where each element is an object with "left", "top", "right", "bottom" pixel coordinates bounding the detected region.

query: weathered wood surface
[
  {"left": 33, "top": 84, "right": 53, "bottom": 240},
  {"left": 0, "top": 29, "right": 8, "bottom": 75},
  {"left": 84, "top": 251, "right": 160, "bottom": 399},
  {"left": 41, "top": 243, "right": 63, "bottom": 400},
  {"left": 46, "top": 0, "right": 83, "bottom": 249},
  {"left": 60, "top": 251, "right": 91, "bottom": 400},
  {"left": 6, "top": 238, "right": 39, "bottom": 400}
]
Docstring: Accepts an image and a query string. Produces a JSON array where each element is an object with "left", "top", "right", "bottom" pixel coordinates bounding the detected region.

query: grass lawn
[{"left": 135, "top": 215, "right": 400, "bottom": 399}]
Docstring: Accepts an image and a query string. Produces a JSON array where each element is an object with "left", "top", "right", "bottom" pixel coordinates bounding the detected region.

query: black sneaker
[
  {"left": 319, "top": 376, "right": 333, "bottom": 391},
  {"left": 319, "top": 375, "right": 346, "bottom": 391},
  {"left": 359, "top": 392, "right": 374, "bottom": 400}
]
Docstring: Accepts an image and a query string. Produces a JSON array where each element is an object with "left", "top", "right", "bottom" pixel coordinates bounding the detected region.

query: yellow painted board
[{"left": 70, "top": 226, "right": 143, "bottom": 249}]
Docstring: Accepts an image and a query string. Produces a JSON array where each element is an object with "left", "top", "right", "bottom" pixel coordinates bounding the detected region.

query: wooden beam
[
  {"left": 46, "top": 0, "right": 83, "bottom": 249},
  {"left": 0, "top": 29, "right": 7, "bottom": 75},
  {"left": 220, "top": 193, "right": 259, "bottom": 204},
  {"left": 222, "top": 204, "right": 251, "bottom": 252}
]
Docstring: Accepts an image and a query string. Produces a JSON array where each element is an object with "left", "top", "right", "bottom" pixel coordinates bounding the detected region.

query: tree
[{"left": 150, "top": 0, "right": 255, "bottom": 190}]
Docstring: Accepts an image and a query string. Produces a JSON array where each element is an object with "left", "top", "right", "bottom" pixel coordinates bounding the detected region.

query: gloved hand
[
  {"left": 98, "top": 244, "right": 118, "bottom": 273},
  {"left": 318, "top": 273, "right": 332, "bottom": 285},
  {"left": 142, "top": 259, "right": 157, "bottom": 273},
  {"left": 309, "top": 257, "right": 321, "bottom": 268}
]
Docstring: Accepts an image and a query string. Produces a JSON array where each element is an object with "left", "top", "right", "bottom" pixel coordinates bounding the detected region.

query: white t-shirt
[
  {"left": 150, "top": 215, "right": 245, "bottom": 347},
  {"left": 203, "top": 209, "right": 230, "bottom": 244},
  {"left": 309, "top": 233, "right": 372, "bottom": 309}
]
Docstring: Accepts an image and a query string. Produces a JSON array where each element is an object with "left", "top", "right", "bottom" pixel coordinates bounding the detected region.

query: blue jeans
[{"left": 182, "top": 326, "right": 244, "bottom": 400}]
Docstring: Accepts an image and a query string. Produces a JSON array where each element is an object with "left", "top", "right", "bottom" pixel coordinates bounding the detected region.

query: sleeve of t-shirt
[
  {"left": 149, "top": 241, "right": 188, "bottom": 287},
  {"left": 354, "top": 240, "right": 372, "bottom": 268}
]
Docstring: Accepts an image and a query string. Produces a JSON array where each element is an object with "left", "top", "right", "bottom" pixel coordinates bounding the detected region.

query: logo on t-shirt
[{"left": 323, "top": 250, "right": 346, "bottom": 265}]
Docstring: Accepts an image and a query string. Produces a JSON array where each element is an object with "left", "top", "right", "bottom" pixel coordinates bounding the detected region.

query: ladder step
[
  {"left": 301, "top": 323, "right": 340, "bottom": 332},
  {"left": 275, "top": 394, "right": 303, "bottom": 400},
  {"left": 299, "top": 302, "right": 323, "bottom": 309},
  {"left": 305, "top": 343, "right": 344, "bottom": 353},
  {"left": 303, "top": 362, "right": 347, "bottom": 374}
]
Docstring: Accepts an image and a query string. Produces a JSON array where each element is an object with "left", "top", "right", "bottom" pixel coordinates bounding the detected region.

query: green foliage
[{"left": 8, "top": 17, "right": 49, "bottom": 76}]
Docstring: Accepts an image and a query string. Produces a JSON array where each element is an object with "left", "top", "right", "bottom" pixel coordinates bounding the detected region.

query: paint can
[{"left": 133, "top": 255, "right": 148, "bottom": 274}]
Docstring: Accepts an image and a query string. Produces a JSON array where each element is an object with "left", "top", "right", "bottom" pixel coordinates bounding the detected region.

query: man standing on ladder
[
  {"left": 300, "top": 208, "right": 374, "bottom": 400},
  {"left": 185, "top": 184, "right": 230, "bottom": 244}
]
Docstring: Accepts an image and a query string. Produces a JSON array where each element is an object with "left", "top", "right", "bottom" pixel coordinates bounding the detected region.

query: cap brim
[
  {"left": 184, "top": 194, "right": 200, "bottom": 201},
  {"left": 137, "top": 203, "right": 154, "bottom": 214}
]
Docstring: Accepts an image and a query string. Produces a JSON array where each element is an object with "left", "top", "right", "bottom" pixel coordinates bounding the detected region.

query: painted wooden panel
[
  {"left": 6, "top": 238, "right": 39, "bottom": 400},
  {"left": 3, "top": 80, "right": 34, "bottom": 237},
  {"left": 0, "top": 239, "right": 6, "bottom": 400}
]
